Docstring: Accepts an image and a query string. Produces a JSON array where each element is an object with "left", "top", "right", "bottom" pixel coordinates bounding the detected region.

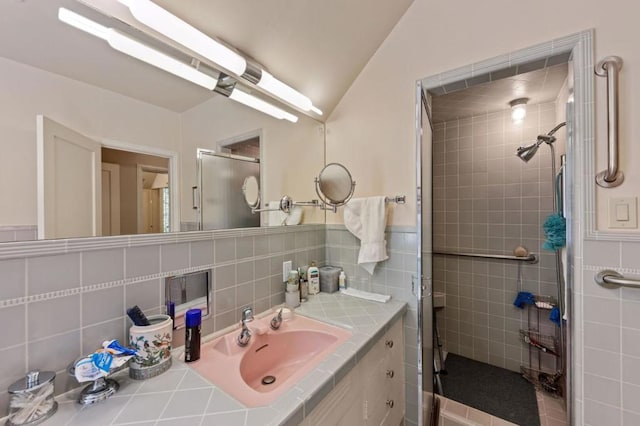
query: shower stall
[{"left": 417, "top": 53, "right": 573, "bottom": 426}]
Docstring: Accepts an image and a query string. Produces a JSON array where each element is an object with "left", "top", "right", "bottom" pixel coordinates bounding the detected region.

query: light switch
[
  {"left": 616, "top": 204, "right": 629, "bottom": 221},
  {"left": 609, "top": 197, "right": 637, "bottom": 229},
  {"left": 282, "top": 260, "right": 292, "bottom": 282}
]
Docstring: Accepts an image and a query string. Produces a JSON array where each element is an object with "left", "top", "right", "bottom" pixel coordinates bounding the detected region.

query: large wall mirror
[{"left": 0, "top": 0, "right": 325, "bottom": 243}]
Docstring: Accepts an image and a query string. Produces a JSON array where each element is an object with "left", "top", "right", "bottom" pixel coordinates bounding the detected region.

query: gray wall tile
[
  {"left": 0, "top": 345, "right": 25, "bottom": 389},
  {"left": 214, "top": 238, "right": 236, "bottom": 263},
  {"left": 0, "top": 259, "right": 25, "bottom": 300},
  {"left": 82, "top": 318, "right": 125, "bottom": 355},
  {"left": 28, "top": 330, "right": 80, "bottom": 373},
  {"left": 161, "top": 243, "right": 189, "bottom": 272},
  {"left": 28, "top": 253, "right": 80, "bottom": 295},
  {"left": 28, "top": 295, "right": 80, "bottom": 342},
  {"left": 0, "top": 305, "right": 25, "bottom": 349},
  {"left": 82, "top": 286, "right": 125, "bottom": 326},
  {"left": 82, "top": 249, "right": 124, "bottom": 286},
  {"left": 190, "top": 240, "right": 214, "bottom": 267},
  {"left": 126, "top": 246, "right": 160, "bottom": 278},
  {"left": 126, "top": 279, "right": 161, "bottom": 312}
]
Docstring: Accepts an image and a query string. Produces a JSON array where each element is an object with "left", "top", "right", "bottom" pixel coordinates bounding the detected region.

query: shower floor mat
[{"left": 440, "top": 353, "right": 540, "bottom": 426}]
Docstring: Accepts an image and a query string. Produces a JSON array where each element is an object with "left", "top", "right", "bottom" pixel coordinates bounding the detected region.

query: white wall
[
  {"left": 0, "top": 57, "right": 181, "bottom": 226},
  {"left": 326, "top": 0, "right": 640, "bottom": 231},
  {"left": 326, "top": 1, "right": 640, "bottom": 425},
  {"left": 180, "top": 95, "right": 326, "bottom": 225}
]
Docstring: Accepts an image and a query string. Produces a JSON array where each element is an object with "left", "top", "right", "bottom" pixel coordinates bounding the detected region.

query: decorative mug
[{"left": 129, "top": 314, "right": 173, "bottom": 380}]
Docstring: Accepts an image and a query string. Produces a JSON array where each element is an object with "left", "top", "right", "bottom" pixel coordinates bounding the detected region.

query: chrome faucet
[
  {"left": 270, "top": 307, "right": 284, "bottom": 330},
  {"left": 237, "top": 307, "right": 254, "bottom": 347}
]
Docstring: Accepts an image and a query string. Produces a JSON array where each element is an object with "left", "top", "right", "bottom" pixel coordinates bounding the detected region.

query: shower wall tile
[{"left": 433, "top": 103, "right": 561, "bottom": 371}]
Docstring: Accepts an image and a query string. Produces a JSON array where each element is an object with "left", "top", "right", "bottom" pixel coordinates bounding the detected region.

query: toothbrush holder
[{"left": 129, "top": 314, "right": 173, "bottom": 380}]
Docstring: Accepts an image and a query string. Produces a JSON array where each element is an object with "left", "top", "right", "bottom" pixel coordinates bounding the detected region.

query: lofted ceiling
[
  {"left": 432, "top": 63, "right": 568, "bottom": 123},
  {"left": 0, "top": 0, "right": 414, "bottom": 117}
]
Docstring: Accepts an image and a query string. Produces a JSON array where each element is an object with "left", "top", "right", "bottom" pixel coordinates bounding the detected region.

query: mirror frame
[
  {"left": 314, "top": 163, "right": 356, "bottom": 211},
  {"left": 242, "top": 176, "right": 261, "bottom": 210}
]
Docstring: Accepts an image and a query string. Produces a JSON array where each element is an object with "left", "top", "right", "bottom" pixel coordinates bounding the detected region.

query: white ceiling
[
  {"left": 432, "top": 63, "right": 568, "bottom": 123},
  {"left": 0, "top": 0, "right": 414, "bottom": 116}
]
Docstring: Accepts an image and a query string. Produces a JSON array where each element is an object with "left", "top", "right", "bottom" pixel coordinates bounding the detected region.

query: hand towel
[
  {"left": 344, "top": 196, "right": 388, "bottom": 274},
  {"left": 340, "top": 288, "right": 391, "bottom": 303},
  {"left": 266, "top": 201, "right": 282, "bottom": 226}
]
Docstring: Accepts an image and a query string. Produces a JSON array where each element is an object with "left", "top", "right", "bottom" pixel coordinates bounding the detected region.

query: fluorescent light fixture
[
  {"left": 118, "top": 0, "right": 247, "bottom": 76},
  {"left": 257, "top": 70, "right": 312, "bottom": 111},
  {"left": 229, "top": 89, "right": 298, "bottom": 123},
  {"left": 59, "top": 8, "right": 218, "bottom": 90},
  {"left": 310, "top": 106, "right": 323, "bottom": 116},
  {"left": 509, "top": 98, "right": 529, "bottom": 124}
]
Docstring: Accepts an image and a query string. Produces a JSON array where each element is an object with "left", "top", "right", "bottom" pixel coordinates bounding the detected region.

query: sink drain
[{"left": 261, "top": 375, "right": 276, "bottom": 385}]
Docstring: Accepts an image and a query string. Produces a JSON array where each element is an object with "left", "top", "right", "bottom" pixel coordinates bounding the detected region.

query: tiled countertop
[{"left": 44, "top": 292, "right": 407, "bottom": 426}]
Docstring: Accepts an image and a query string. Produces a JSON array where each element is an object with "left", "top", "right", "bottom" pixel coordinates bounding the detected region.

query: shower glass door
[{"left": 417, "top": 82, "right": 435, "bottom": 426}]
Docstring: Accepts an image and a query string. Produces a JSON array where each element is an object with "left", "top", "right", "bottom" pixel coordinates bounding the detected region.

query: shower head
[
  {"left": 516, "top": 141, "right": 542, "bottom": 162},
  {"left": 515, "top": 122, "right": 566, "bottom": 162}
]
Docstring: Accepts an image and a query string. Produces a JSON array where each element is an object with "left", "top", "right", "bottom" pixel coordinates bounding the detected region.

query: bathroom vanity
[
  {"left": 299, "top": 316, "right": 404, "bottom": 425},
  {"left": 42, "top": 292, "right": 406, "bottom": 426}
]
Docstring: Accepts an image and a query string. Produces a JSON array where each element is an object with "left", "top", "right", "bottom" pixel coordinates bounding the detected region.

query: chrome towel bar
[
  {"left": 385, "top": 195, "right": 406, "bottom": 204},
  {"left": 433, "top": 251, "right": 538, "bottom": 264},
  {"left": 595, "top": 270, "right": 640, "bottom": 289},
  {"left": 595, "top": 56, "right": 624, "bottom": 188}
]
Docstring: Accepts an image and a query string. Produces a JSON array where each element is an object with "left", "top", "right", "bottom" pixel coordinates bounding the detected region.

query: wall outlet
[{"left": 282, "top": 260, "right": 292, "bottom": 282}]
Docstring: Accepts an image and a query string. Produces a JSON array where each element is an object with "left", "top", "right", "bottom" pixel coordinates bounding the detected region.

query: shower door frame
[{"left": 415, "top": 30, "right": 596, "bottom": 425}]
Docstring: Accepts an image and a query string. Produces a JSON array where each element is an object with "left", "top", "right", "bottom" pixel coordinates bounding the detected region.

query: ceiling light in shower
[
  {"left": 509, "top": 98, "right": 529, "bottom": 124},
  {"left": 58, "top": 8, "right": 218, "bottom": 90}
]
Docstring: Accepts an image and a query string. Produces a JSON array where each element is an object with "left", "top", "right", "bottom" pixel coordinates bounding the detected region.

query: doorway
[{"left": 416, "top": 31, "right": 593, "bottom": 426}]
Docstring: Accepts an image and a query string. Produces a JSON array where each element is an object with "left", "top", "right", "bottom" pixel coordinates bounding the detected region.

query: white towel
[
  {"left": 340, "top": 288, "right": 391, "bottom": 303},
  {"left": 265, "top": 201, "right": 303, "bottom": 226},
  {"left": 344, "top": 196, "right": 388, "bottom": 274}
]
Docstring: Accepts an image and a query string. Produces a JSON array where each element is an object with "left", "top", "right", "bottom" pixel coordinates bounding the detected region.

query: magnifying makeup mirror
[
  {"left": 247, "top": 163, "right": 355, "bottom": 217},
  {"left": 242, "top": 176, "right": 260, "bottom": 210},
  {"left": 315, "top": 163, "right": 356, "bottom": 211}
]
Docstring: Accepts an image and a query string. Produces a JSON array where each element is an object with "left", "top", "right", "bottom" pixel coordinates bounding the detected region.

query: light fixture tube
[
  {"left": 229, "top": 89, "right": 298, "bottom": 123},
  {"left": 256, "top": 70, "right": 312, "bottom": 111},
  {"left": 118, "top": 0, "right": 247, "bottom": 77},
  {"left": 59, "top": 8, "right": 218, "bottom": 90},
  {"left": 310, "top": 106, "right": 323, "bottom": 116}
]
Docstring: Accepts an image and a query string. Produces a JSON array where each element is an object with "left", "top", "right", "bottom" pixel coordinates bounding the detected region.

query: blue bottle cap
[{"left": 185, "top": 309, "right": 202, "bottom": 328}]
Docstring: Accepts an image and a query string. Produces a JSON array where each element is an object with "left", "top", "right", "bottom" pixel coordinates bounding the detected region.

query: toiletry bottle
[
  {"left": 285, "top": 270, "right": 300, "bottom": 308},
  {"left": 307, "top": 262, "right": 320, "bottom": 295},
  {"left": 339, "top": 271, "right": 346, "bottom": 290},
  {"left": 184, "top": 309, "right": 201, "bottom": 363},
  {"left": 299, "top": 267, "right": 308, "bottom": 302},
  {"left": 166, "top": 301, "right": 175, "bottom": 329}
]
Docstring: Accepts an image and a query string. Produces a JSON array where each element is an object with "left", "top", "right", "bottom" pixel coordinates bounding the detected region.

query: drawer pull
[
  {"left": 386, "top": 399, "right": 395, "bottom": 408},
  {"left": 385, "top": 340, "right": 394, "bottom": 348},
  {"left": 386, "top": 369, "right": 395, "bottom": 378}
]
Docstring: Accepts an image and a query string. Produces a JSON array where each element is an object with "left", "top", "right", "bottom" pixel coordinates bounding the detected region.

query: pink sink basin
[{"left": 189, "top": 312, "right": 352, "bottom": 407}]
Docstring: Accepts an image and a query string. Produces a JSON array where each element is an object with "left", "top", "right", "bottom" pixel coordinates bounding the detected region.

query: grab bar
[
  {"left": 595, "top": 270, "right": 640, "bottom": 289},
  {"left": 433, "top": 251, "right": 538, "bottom": 264},
  {"left": 595, "top": 56, "right": 624, "bottom": 188}
]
